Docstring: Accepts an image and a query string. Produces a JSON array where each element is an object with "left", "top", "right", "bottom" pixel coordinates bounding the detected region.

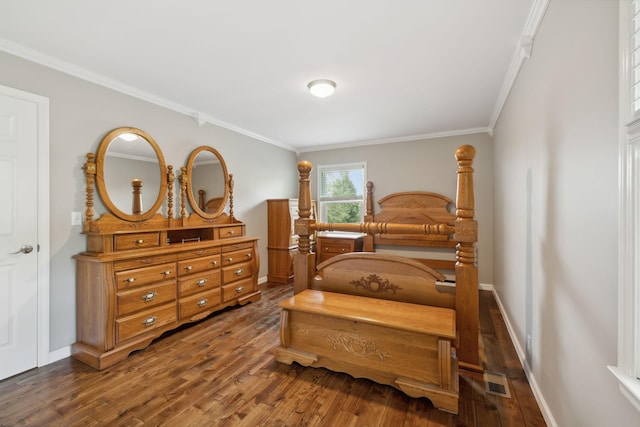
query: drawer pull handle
[
  {"left": 197, "top": 278, "right": 207, "bottom": 287},
  {"left": 141, "top": 291, "right": 157, "bottom": 302},
  {"left": 185, "top": 266, "right": 193, "bottom": 271},
  {"left": 211, "top": 260, "right": 218, "bottom": 265},
  {"left": 236, "top": 286, "right": 244, "bottom": 293},
  {"left": 228, "top": 230, "right": 235, "bottom": 235},
  {"left": 142, "top": 316, "right": 157, "bottom": 326},
  {"left": 197, "top": 298, "right": 208, "bottom": 307},
  {"left": 235, "top": 268, "right": 244, "bottom": 276},
  {"left": 226, "top": 257, "right": 233, "bottom": 263},
  {"left": 245, "top": 253, "right": 251, "bottom": 258},
  {"left": 126, "top": 277, "right": 136, "bottom": 283},
  {"left": 135, "top": 239, "right": 144, "bottom": 244},
  {"left": 161, "top": 270, "right": 172, "bottom": 276}
]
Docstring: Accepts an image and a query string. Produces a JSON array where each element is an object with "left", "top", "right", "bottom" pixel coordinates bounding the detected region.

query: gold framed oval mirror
[
  {"left": 95, "top": 127, "right": 167, "bottom": 222},
  {"left": 185, "top": 146, "right": 229, "bottom": 219}
]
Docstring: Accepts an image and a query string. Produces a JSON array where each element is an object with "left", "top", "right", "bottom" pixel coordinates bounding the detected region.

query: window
[
  {"left": 317, "top": 162, "right": 366, "bottom": 223},
  {"left": 632, "top": 0, "right": 640, "bottom": 117},
  {"left": 610, "top": 0, "right": 640, "bottom": 413}
]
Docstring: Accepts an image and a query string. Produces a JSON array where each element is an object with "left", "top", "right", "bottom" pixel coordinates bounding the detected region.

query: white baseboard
[{"left": 487, "top": 285, "right": 558, "bottom": 427}]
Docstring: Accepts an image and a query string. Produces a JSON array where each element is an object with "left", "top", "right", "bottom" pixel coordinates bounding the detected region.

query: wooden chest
[{"left": 276, "top": 289, "right": 459, "bottom": 413}]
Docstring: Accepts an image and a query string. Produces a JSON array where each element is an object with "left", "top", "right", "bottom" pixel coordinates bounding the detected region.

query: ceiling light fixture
[
  {"left": 119, "top": 133, "right": 138, "bottom": 142},
  {"left": 307, "top": 79, "right": 336, "bottom": 98}
]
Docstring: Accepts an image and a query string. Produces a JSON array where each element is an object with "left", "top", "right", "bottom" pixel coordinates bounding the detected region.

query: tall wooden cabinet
[
  {"left": 73, "top": 128, "right": 261, "bottom": 370},
  {"left": 267, "top": 199, "right": 316, "bottom": 284},
  {"left": 267, "top": 199, "right": 298, "bottom": 284}
]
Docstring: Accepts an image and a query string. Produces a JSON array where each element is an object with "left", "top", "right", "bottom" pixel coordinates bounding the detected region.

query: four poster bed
[{"left": 275, "top": 145, "right": 480, "bottom": 414}]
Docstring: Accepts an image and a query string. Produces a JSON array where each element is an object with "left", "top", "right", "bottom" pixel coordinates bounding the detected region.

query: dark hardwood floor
[{"left": 0, "top": 284, "right": 546, "bottom": 426}]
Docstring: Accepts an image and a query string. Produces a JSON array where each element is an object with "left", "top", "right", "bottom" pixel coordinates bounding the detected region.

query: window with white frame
[
  {"left": 609, "top": 0, "right": 640, "bottom": 413},
  {"left": 317, "top": 162, "right": 366, "bottom": 224}
]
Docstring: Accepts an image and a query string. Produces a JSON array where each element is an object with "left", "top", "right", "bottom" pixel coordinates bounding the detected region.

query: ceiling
[{"left": 0, "top": 1, "right": 544, "bottom": 152}]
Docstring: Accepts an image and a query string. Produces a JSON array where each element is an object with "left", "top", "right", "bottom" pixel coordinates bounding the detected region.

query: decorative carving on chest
[
  {"left": 350, "top": 274, "right": 401, "bottom": 294},
  {"left": 326, "top": 331, "right": 390, "bottom": 363}
]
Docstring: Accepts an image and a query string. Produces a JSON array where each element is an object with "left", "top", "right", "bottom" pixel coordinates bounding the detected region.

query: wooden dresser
[
  {"left": 72, "top": 128, "right": 261, "bottom": 369},
  {"left": 316, "top": 232, "right": 366, "bottom": 264}
]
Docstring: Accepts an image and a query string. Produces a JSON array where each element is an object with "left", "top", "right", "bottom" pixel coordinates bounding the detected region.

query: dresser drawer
[
  {"left": 222, "top": 260, "right": 253, "bottom": 284},
  {"left": 222, "top": 277, "right": 254, "bottom": 303},
  {"left": 114, "top": 232, "right": 161, "bottom": 251},
  {"left": 115, "top": 262, "right": 176, "bottom": 290},
  {"left": 116, "top": 303, "right": 177, "bottom": 343},
  {"left": 179, "top": 289, "right": 221, "bottom": 319},
  {"left": 218, "top": 225, "right": 244, "bottom": 239},
  {"left": 222, "top": 241, "right": 254, "bottom": 252},
  {"left": 178, "top": 271, "right": 222, "bottom": 297},
  {"left": 222, "top": 247, "right": 254, "bottom": 266},
  {"left": 177, "top": 254, "right": 221, "bottom": 276},
  {"left": 116, "top": 281, "right": 177, "bottom": 317},
  {"left": 113, "top": 254, "right": 177, "bottom": 271},
  {"left": 320, "top": 240, "right": 352, "bottom": 254},
  {"left": 177, "top": 247, "right": 221, "bottom": 260}
]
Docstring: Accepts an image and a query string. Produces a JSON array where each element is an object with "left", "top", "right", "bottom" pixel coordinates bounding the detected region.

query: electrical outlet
[{"left": 71, "top": 211, "right": 82, "bottom": 226}]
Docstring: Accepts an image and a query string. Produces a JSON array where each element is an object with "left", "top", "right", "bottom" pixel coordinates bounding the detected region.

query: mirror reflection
[
  {"left": 95, "top": 127, "right": 167, "bottom": 222},
  {"left": 186, "top": 146, "right": 228, "bottom": 219},
  {"left": 103, "top": 133, "right": 162, "bottom": 215}
]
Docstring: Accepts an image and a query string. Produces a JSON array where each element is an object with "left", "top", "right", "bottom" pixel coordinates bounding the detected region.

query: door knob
[{"left": 10, "top": 245, "right": 33, "bottom": 255}]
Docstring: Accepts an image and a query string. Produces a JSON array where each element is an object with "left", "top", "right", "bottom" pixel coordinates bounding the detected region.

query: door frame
[{"left": 0, "top": 84, "right": 50, "bottom": 367}]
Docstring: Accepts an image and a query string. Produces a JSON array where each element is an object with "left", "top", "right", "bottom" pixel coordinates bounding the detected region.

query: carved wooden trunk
[{"left": 276, "top": 289, "right": 459, "bottom": 414}]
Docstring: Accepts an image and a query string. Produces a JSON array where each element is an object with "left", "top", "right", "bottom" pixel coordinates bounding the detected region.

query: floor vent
[{"left": 483, "top": 371, "right": 511, "bottom": 398}]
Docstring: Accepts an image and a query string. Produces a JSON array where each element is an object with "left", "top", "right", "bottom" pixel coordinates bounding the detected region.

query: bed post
[
  {"left": 293, "top": 161, "right": 317, "bottom": 294},
  {"left": 363, "top": 181, "right": 375, "bottom": 251},
  {"left": 454, "top": 145, "right": 481, "bottom": 371}
]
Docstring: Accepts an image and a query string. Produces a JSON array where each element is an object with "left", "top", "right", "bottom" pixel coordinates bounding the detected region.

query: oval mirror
[
  {"left": 95, "top": 127, "right": 167, "bottom": 222},
  {"left": 186, "top": 146, "right": 229, "bottom": 219}
]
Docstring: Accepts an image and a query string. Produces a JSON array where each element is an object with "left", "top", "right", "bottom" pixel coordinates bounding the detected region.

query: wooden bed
[
  {"left": 197, "top": 190, "right": 224, "bottom": 213},
  {"left": 276, "top": 145, "right": 480, "bottom": 413}
]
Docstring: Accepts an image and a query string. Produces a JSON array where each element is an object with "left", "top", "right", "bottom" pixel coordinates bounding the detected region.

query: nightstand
[{"left": 316, "top": 232, "right": 366, "bottom": 264}]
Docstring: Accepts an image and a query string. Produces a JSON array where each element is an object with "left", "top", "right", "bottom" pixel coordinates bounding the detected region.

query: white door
[{"left": 0, "top": 88, "right": 42, "bottom": 380}]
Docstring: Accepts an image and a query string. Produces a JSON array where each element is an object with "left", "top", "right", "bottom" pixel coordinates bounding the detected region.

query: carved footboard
[{"left": 312, "top": 253, "right": 455, "bottom": 308}]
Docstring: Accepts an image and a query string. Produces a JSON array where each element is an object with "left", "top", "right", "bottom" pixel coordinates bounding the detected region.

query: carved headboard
[{"left": 362, "top": 185, "right": 457, "bottom": 270}]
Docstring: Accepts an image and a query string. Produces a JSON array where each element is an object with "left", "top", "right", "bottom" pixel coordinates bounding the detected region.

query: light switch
[{"left": 71, "top": 211, "right": 82, "bottom": 226}]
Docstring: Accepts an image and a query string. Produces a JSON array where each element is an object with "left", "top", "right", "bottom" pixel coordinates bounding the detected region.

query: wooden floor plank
[{"left": 0, "top": 285, "right": 545, "bottom": 426}]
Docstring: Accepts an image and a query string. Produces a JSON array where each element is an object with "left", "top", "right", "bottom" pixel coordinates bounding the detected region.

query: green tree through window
[{"left": 326, "top": 172, "right": 360, "bottom": 223}]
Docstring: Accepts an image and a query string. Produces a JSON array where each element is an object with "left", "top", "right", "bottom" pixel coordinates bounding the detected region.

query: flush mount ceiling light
[
  {"left": 119, "top": 133, "right": 138, "bottom": 142},
  {"left": 307, "top": 79, "right": 336, "bottom": 98}
]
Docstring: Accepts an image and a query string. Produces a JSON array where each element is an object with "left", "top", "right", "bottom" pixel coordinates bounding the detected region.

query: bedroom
[{"left": 0, "top": 0, "right": 636, "bottom": 426}]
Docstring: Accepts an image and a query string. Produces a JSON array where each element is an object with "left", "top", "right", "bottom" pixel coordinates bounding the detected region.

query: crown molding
[
  {"left": 0, "top": 37, "right": 295, "bottom": 152},
  {"left": 488, "top": 0, "right": 551, "bottom": 132},
  {"left": 296, "top": 127, "right": 491, "bottom": 154}
]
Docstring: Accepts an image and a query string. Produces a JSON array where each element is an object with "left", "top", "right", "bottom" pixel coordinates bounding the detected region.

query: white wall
[
  {"left": 494, "top": 1, "right": 639, "bottom": 425},
  {"left": 0, "top": 50, "right": 299, "bottom": 353}
]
